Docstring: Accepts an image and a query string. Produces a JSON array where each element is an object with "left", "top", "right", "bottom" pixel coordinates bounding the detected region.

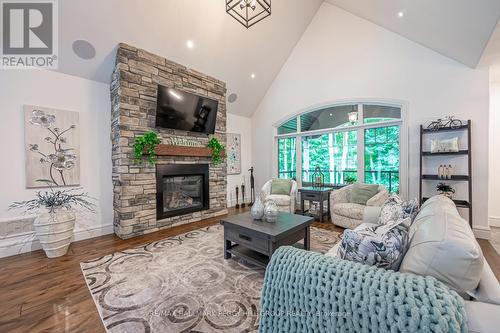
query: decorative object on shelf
[
  {"left": 134, "top": 131, "right": 161, "bottom": 166},
  {"left": 250, "top": 195, "right": 264, "bottom": 220},
  {"left": 430, "top": 137, "right": 459, "bottom": 153},
  {"left": 9, "top": 181, "right": 96, "bottom": 258},
  {"left": 227, "top": 133, "right": 241, "bottom": 175},
  {"left": 344, "top": 175, "right": 357, "bottom": 185},
  {"left": 447, "top": 164, "right": 453, "bottom": 180},
  {"left": 436, "top": 182, "right": 455, "bottom": 199},
  {"left": 438, "top": 165, "right": 448, "bottom": 179},
  {"left": 207, "top": 137, "right": 226, "bottom": 165},
  {"left": 241, "top": 183, "right": 246, "bottom": 208},
  {"left": 235, "top": 185, "right": 240, "bottom": 209},
  {"left": 24, "top": 105, "right": 80, "bottom": 188},
  {"left": 263, "top": 199, "right": 279, "bottom": 223},
  {"left": 312, "top": 166, "right": 325, "bottom": 188},
  {"left": 248, "top": 167, "right": 255, "bottom": 206},
  {"left": 426, "top": 115, "right": 463, "bottom": 130},
  {"left": 225, "top": 0, "right": 271, "bottom": 29}
]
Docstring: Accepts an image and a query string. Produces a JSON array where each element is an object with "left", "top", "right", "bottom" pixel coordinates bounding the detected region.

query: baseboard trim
[
  {"left": 473, "top": 226, "right": 491, "bottom": 240},
  {"left": 0, "top": 224, "right": 114, "bottom": 258},
  {"left": 489, "top": 216, "right": 500, "bottom": 228}
]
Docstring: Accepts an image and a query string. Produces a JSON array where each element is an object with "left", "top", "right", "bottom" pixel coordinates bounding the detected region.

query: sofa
[
  {"left": 330, "top": 184, "right": 389, "bottom": 229},
  {"left": 260, "top": 195, "right": 500, "bottom": 332},
  {"left": 261, "top": 179, "right": 298, "bottom": 213}
]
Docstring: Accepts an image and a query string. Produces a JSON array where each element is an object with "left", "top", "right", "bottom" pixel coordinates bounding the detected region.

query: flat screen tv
[{"left": 156, "top": 85, "right": 218, "bottom": 134}]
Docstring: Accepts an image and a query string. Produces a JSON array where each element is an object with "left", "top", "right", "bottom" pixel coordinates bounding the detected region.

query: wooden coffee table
[{"left": 220, "top": 212, "right": 314, "bottom": 267}]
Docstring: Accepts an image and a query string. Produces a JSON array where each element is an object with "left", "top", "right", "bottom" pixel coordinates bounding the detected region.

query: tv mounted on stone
[{"left": 156, "top": 85, "right": 218, "bottom": 135}]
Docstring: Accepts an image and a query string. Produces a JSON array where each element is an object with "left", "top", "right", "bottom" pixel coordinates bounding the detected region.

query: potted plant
[
  {"left": 436, "top": 182, "right": 455, "bottom": 199},
  {"left": 207, "top": 137, "right": 225, "bottom": 165},
  {"left": 133, "top": 131, "right": 161, "bottom": 166},
  {"left": 9, "top": 182, "right": 95, "bottom": 258},
  {"left": 344, "top": 175, "right": 357, "bottom": 185}
]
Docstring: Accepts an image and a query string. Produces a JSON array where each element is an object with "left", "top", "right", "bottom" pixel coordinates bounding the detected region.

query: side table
[{"left": 298, "top": 186, "right": 335, "bottom": 222}]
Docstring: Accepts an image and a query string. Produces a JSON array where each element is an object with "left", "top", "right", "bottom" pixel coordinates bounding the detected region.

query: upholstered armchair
[
  {"left": 330, "top": 184, "right": 389, "bottom": 229},
  {"left": 261, "top": 179, "right": 298, "bottom": 213}
]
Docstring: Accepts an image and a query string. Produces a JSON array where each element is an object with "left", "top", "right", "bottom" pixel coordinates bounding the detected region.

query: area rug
[{"left": 81, "top": 224, "right": 340, "bottom": 333}]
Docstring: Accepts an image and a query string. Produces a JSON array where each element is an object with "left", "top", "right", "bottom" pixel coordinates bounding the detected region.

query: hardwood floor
[{"left": 0, "top": 209, "right": 497, "bottom": 333}]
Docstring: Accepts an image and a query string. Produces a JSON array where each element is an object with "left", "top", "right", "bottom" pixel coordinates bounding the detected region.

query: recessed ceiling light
[
  {"left": 186, "top": 40, "right": 194, "bottom": 49},
  {"left": 250, "top": 73, "right": 256, "bottom": 79},
  {"left": 398, "top": 11, "right": 404, "bottom": 18}
]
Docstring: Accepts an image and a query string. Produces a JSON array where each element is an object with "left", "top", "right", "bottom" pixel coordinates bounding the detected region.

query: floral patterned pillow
[
  {"left": 379, "top": 194, "right": 419, "bottom": 225},
  {"left": 337, "top": 219, "right": 410, "bottom": 271}
]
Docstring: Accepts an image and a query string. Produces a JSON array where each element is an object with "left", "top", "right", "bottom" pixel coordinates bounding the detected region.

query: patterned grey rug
[{"left": 81, "top": 224, "right": 340, "bottom": 333}]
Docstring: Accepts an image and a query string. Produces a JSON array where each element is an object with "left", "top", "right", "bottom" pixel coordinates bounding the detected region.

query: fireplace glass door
[{"left": 163, "top": 175, "right": 203, "bottom": 213}]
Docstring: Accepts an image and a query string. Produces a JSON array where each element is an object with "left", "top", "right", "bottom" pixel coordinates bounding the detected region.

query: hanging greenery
[
  {"left": 134, "top": 131, "right": 161, "bottom": 166},
  {"left": 207, "top": 137, "right": 225, "bottom": 165}
]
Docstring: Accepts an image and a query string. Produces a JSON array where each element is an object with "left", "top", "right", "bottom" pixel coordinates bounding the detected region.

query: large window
[
  {"left": 364, "top": 126, "right": 400, "bottom": 193},
  {"left": 302, "top": 131, "right": 357, "bottom": 186},
  {"left": 275, "top": 103, "right": 404, "bottom": 193},
  {"left": 277, "top": 137, "right": 296, "bottom": 179}
]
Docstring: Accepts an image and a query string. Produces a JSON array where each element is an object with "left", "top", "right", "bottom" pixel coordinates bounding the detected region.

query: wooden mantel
[{"left": 151, "top": 144, "right": 224, "bottom": 157}]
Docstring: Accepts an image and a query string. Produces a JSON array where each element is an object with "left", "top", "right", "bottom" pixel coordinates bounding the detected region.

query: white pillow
[{"left": 430, "top": 137, "right": 459, "bottom": 153}]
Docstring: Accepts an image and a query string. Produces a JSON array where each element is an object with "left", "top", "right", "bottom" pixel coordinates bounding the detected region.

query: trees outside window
[
  {"left": 277, "top": 137, "right": 296, "bottom": 179},
  {"left": 276, "top": 103, "right": 403, "bottom": 193}
]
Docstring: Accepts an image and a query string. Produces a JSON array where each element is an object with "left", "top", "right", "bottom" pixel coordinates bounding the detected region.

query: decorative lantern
[
  {"left": 312, "top": 166, "right": 325, "bottom": 188},
  {"left": 226, "top": 0, "right": 271, "bottom": 29}
]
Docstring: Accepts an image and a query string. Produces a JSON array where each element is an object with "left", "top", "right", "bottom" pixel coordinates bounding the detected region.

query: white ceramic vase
[{"left": 34, "top": 208, "right": 76, "bottom": 258}]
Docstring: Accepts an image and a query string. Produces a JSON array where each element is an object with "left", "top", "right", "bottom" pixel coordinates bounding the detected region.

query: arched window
[{"left": 275, "top": 103, "right": 405, "bottom": 194}]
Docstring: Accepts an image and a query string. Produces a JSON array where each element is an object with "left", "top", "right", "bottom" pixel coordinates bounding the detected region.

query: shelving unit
[{"left": 419, "top": 120, "right": 472, "bottom": 226}]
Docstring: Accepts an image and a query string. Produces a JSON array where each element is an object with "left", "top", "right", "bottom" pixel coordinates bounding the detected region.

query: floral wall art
[
  {"left": 24, "top": 105, "right": 80, "bottom": 188},
  {"left": 227, "top": 133, "right": 241, "bottom": 175}
]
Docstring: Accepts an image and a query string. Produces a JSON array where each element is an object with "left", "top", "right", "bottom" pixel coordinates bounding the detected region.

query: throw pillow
[
  {"left": 350, "top": 183, "right": 379, "bottom": 205},
  {"left": 379, "top": 194, "right": 419, "bottom": 225},
  {"left": 337, "top": 218, "right": 410, "bottom": 271},
  {"left": 270, "top": 179, "right": 292, "bottom": 195}
]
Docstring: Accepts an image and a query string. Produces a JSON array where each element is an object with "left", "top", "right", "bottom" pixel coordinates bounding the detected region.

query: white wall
[
  {"left": 227, "top": 113, "right": 253, "bottom": 207},
  {"left": 0, "top": 69, "right": 113, "bottom": 257},
  {"left": 489, "top": 65, "right": 500, "bottom": 228},
  {"left": 252, "top": 3, "right": 490, "bottom": 235}
]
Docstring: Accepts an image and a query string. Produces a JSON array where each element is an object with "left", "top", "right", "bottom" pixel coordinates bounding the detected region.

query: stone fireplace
[{"left": 110, "top": 43, "right": 227, "bottom": 239}]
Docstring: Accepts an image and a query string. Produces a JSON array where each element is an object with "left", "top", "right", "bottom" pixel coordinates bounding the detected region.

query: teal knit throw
[{"left": 259, "top": 246, "right": 467, "bottom": 333}]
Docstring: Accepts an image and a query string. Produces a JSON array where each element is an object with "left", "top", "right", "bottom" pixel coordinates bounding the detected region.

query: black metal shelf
[
  {"left": 422, "top": 150, "right": 469, "bottom": 156},
  {"left": 422, "top": 197, "right": 471, "bottom": 208},
  {"left": 419, "top": 120, "right": 472, "bottom": 227},
  {"left": 422, "top": 175, "right": 469, "bottom": 181},
  {"left": 422, "top": 124, "right": 469, "bottom": 134}
]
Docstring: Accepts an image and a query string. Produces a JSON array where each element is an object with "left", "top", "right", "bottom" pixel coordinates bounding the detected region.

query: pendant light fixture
[{"left": 226, "top": 0, "right": 271, "bottom": 29}]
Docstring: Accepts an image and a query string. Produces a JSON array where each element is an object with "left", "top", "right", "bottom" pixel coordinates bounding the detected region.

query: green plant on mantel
[
  {"left": 134, "top": 131, "right": 161, "bottom": 166},
  {"left": 207, "top": 137, "right": 225, "bottom": 165}
]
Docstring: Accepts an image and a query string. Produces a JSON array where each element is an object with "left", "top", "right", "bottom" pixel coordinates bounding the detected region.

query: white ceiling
[
  {"left": 57, "top": 0, "right": 323, "bottom": 117},
  {"left": 56, "top": 1, "right": 500, "bottom": 117},
  {"left": 326, "top": 0, "right": 500, "bottom": 68}
]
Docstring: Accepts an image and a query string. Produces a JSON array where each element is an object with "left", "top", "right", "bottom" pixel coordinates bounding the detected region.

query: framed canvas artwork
[
  {"left": 24, "top": 105, "right": 80, "bottom": 188},
  {"left": 227, "top": 133, "right": 241, "bottom": 175}
]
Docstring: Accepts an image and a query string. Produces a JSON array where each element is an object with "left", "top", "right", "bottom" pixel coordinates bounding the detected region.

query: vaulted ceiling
[
  {"left": 57, "top": 0, "right": 323, "bottom": 117},
  {"left": 56, "top": 1, "right": 500, "bottom": 117},
  {"left": 326, "top": 0, "right": 500, "bottom": 68}
]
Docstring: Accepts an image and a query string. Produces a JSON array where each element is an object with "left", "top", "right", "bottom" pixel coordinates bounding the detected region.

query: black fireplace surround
[{"left": 156, "top": 164, "right": 210, "bottom": 220}]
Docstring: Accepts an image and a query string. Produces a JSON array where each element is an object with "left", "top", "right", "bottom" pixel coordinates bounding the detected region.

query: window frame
[{"left": 274, "top": 101, "right": 408, "bottom": 197}]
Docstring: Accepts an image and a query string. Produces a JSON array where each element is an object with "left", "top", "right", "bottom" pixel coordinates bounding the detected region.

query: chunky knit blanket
[{"left": 259, "top": 246, "right": 467, "bottom": 333}]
